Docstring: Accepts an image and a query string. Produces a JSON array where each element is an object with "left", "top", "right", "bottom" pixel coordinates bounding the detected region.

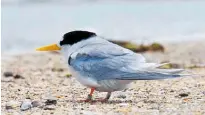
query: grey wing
[
  {"left": 70, "top": 43, "right": 183, "bottom": 81},
  {"left": 69, "top": 42, "right": 145, "bottom": 79}
]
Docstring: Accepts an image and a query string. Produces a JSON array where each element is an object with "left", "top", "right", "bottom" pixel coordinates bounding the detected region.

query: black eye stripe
[
  {"left": 60, "top": 41, "right": 63, "bottom": 46},
  {"left": 60, "top": 30, "right": 96, "bottom": 46}
]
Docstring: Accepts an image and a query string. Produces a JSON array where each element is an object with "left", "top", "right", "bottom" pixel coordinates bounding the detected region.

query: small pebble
[
  {"left": 170, "top": 90, "right": 174, "bottom": 92},
  {"left": 14, "top": 74, "right": 24, "bottom": 79},
  {"left": 117, "top": 95, "right": 126, "bottom": 99},
  {"left": 202, "top": 91, "right": 205, "bottom": 95},
  {"left": 5, "top": 101, "right": 19, "bottom": 110},
  {"left": 20, "top": 99, "right": 32, "bottom": 111},
  {"left": 6, "top": 106, "right": 13, "bottom": 110},
  {"left": 45, "top": 99, "right": 57, "bottom": 105},
  {"left": 179, "top": 93, "right": 189, "bottom": 97},
  {"left": 31, "top": 101, "right": 42, "bottom": 107},
  {"left": 51, "top": 68, "right": 64, "bottom": 72},
  {"left": 3, "top": 71, "right": 13, "bottom": 77},
  {"left": 44, "top": 105, "right": 56, "bottom": 110}
]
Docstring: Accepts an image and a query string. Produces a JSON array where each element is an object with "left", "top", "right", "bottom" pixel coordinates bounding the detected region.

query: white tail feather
[{"left": 141, "top": 63, "right": 169, "bottom": 69}]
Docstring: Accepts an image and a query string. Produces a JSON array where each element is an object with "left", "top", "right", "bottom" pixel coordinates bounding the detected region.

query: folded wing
[{"left": 70, "top": 42, "right": 186, "bottom": 81}]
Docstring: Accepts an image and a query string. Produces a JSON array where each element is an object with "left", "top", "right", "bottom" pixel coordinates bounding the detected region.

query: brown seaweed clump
[
  {"left": 158, "top": 63, "right": 182, "bottom": 69},
  {"left": 109, "top": 40, "right": 165, "bottom": 53}
]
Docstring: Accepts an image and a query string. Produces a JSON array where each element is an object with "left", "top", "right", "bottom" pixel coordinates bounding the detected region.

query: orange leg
[
  {"left": 90, "top": 88, "right": 95, "bottom": 95},
  {"left": 79, "top": 88, "right": 95, "bottom": 102}
]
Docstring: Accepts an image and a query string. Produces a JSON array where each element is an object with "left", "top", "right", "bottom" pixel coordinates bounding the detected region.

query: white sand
[{"left": 1, "top": 41, "right": 205, "bottom": 115}]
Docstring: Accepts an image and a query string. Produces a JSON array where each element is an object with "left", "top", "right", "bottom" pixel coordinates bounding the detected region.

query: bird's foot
[
  {"left": 95, "top": 98, "right": 109, "bottom": 103},
  {"left": 77, "top": 94, "right": 93, "bottom": 103}
]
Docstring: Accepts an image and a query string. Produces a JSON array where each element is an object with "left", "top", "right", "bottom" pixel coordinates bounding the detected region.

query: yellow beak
[{"left": 36, "top": 44, "right": 61, "bottom": 51}]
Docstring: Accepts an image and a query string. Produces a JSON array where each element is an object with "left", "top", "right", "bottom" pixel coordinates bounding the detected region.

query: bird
[{"left": 36, "top": 30, "right": 186, "bottom": 102}]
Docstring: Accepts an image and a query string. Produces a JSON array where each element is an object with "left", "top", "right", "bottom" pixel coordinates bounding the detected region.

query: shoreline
[{"left": 2, "top": 39, "right": 205, "bottom": 56}]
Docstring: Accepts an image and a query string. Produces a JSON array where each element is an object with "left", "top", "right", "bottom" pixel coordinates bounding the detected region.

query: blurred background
[
  {"left": 1, "top": 0, "right": 205, "bottom": 54},
  {"left": 1, "top": 1, "right": 205, "bottom": 114}
]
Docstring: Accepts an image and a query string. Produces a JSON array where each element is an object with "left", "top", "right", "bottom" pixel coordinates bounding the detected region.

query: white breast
[
  {"left": 67, "top": 66, "right": 100, "bottom": 88},
  {"left": 96, "top": 80, "right": 132, "bottom": 92},
  {"left": 68, "top": 66, "right": 133, "bottom": 92}
]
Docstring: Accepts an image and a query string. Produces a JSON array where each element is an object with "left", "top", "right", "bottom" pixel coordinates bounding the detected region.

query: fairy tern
[{"left": 36, "top": 30, "right": 185, "bottom": 102}]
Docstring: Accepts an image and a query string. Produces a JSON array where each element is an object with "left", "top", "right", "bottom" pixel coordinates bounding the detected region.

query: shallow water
[{"left": 2, "top": 1, "right": 205, "bottom": 54}]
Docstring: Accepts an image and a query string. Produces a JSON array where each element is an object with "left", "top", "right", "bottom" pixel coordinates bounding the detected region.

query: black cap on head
[{"left": 60, "top": 30, "right": 97, "bottom": 46}]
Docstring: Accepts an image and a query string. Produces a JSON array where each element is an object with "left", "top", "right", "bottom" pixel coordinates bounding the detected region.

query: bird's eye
[{"left": 59, "top": 40, "right": 63, "bottom": 46}]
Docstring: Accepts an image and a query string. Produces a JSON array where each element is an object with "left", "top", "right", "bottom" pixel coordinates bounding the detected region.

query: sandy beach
[{"left": 1, "top": 40, "right": 205, "bottom": 115}]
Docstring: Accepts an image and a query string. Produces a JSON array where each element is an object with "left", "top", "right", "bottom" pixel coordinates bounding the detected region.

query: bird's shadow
[{"left": 65, "top": 99, "right": 144, "bottom": 104}]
